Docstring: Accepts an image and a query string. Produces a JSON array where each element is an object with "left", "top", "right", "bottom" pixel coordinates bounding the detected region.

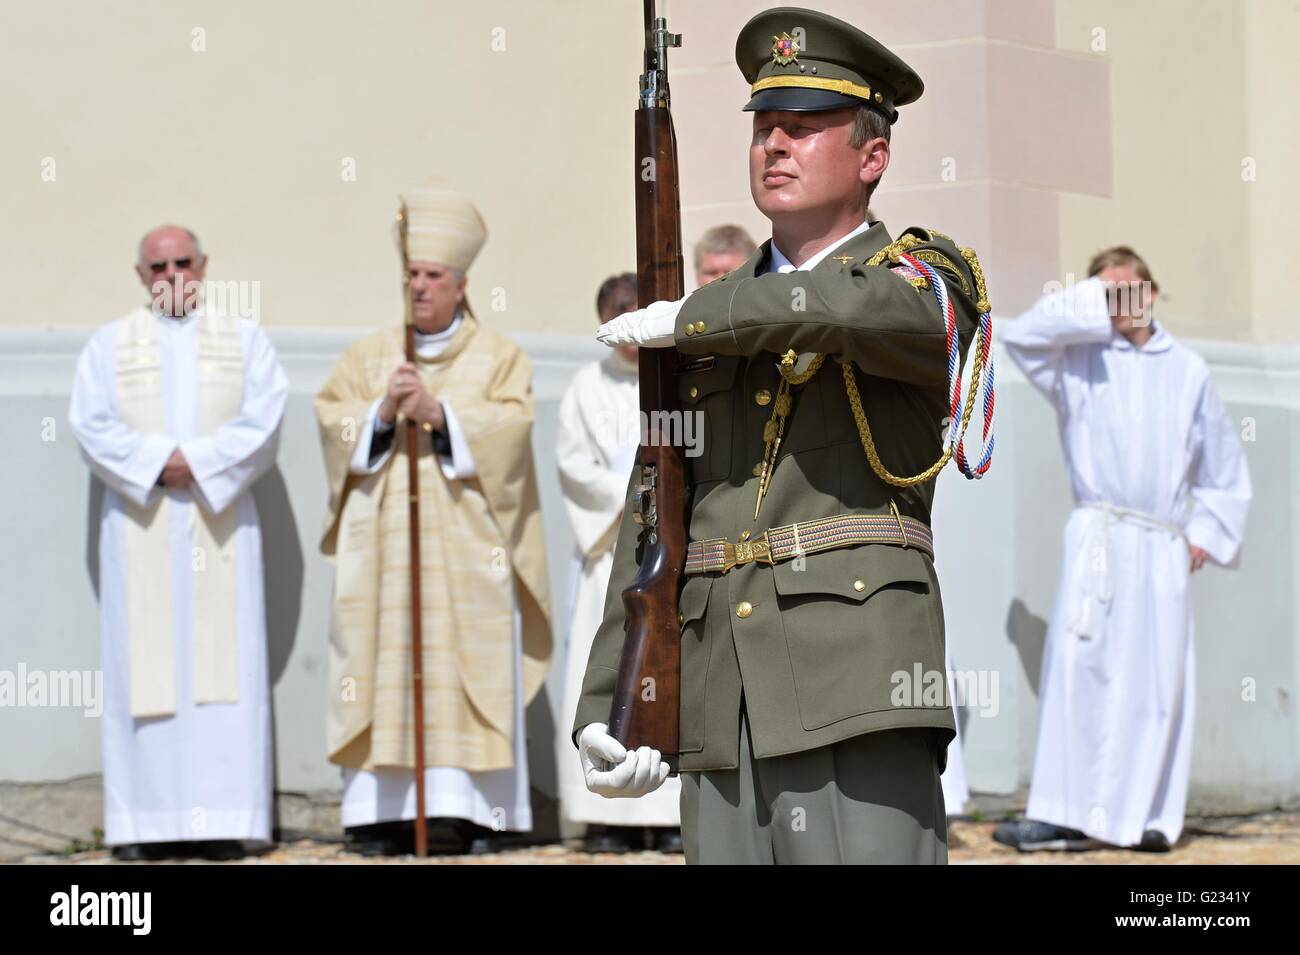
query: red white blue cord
[{"left": 895, "top": 253, "right": 995, "bottom": 478}]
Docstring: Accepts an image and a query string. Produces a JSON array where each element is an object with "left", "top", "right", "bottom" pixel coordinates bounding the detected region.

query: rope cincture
[{"left": 754, "top": 234, "right": 996, "bottom": 513}]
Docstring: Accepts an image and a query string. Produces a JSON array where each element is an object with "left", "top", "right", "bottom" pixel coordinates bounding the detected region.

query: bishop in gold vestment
[{"left": 314, "top": 178, "right": 551, "bottom": 842}]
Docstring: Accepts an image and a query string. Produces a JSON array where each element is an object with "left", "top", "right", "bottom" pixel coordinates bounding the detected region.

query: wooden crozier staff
[{"left": 395, "top": 203, "right": 429, "bottom": 857}]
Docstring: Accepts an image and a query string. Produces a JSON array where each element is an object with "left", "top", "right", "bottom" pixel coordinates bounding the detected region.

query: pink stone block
[
  {"left": 870, "top": 182, "right": 1059, "bottom": 317},
  {"left": 988, "top": 44, "right": 1112, "bottom": 197},
  {"left": 668, "top": 0, "right": 760, "bottom": 70},
  {"left": 673, "top": 67, "right": 756, "bottom": 208},
  {"left": 884, "top": 44, "right": 994, "bottom": 187},
  {"left": 982, "top": 0, "right": 1056, "bottom": 47},
  {"left": 881, "top": 43, "right": 1112, "bottom": 197}
]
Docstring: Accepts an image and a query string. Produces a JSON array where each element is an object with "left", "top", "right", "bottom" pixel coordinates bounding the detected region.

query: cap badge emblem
[{"left": 771, "top": 32, "right": 800, "bottom": 65}]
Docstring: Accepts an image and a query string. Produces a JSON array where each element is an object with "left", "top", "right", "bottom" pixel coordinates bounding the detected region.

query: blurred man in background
[{"left": 693, "top": 224, "right": 756, "bottom": 288}]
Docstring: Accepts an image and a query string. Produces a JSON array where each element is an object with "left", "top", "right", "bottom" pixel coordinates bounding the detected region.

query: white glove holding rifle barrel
[{"left": 578, "top": 722, "right": 669, "bottom": 797}]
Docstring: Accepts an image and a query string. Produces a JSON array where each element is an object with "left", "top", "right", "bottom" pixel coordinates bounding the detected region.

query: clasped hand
[
  {"left": 160, "top": 448, "right": 193, "bottom": 489},
  {"left": 379, "top": 362, "right": 444, "bottom": 431}
]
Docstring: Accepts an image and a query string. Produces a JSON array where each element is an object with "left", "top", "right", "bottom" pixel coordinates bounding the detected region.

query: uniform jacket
[{"left": 573, "top": 221, "right": 981, "bottom": 772}]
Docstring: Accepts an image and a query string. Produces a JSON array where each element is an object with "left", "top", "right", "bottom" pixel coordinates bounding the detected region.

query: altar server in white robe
[
  {"left": 69, "top": 224, "right": 287, "bottom": 862},
  {"left": 994, "top": 246, "right": 1251, "bottom": 853},
  {"left": 555, "top": 272, "right": 683, "bottom": 853},
  {"left": 314, "top": 177, "right": 551, "bottom": 856}
]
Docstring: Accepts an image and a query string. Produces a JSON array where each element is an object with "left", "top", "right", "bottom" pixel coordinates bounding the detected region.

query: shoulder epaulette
[{"left": 871, "top": 226, "right": 991, "bottom": 315}]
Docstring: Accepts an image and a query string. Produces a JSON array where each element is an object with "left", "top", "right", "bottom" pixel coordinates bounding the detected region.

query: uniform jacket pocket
[
  {"left": 677, "top": 574, "right": 713, "bottom": 753},
  {"left": 772, "top": 543, "right": 946, "bottom": 731}
]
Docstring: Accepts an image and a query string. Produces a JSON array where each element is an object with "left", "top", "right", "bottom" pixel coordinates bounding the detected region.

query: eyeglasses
[{"left": 145, "top": 258, "right": 195, "bottom": 274}]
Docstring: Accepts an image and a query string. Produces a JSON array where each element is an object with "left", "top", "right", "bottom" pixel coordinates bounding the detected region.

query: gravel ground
[{"left": 20, "top": 811, "right": 1300, "bottom": 864}]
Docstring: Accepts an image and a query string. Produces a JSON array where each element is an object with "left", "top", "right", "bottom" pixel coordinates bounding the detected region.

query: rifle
[
  {"left": 395, "top": 203, "right": 429, "bottom": 857},
  {"left": 607, "top": 1, "right": 686, "bottom": 755}
]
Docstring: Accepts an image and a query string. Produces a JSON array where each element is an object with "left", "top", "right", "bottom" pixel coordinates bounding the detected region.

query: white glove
[
  {"left": 577, "top": 722, "right": 669, "bottom": 798},
  {"left": 596, "top": 298, "right": 684, "bottom": 348}
]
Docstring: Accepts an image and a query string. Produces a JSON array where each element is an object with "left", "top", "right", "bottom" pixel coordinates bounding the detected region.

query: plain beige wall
[
  {"left": 0, "top": 0, "right": 643, "bottom": 335},
  {"left": 1055, "top": 0, "right": 1300, "bottom": 343},
  {"left": 1244, "top": 0, "right": 1300, "bottom": 343},
  {"left": 3, "top": 1, "right": 1296, "bottom": 342}
]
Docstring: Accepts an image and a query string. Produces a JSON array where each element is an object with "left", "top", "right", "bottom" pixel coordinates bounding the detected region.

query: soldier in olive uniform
[{"left": 572, "top": 7, "right": 990, "bottom": 864}]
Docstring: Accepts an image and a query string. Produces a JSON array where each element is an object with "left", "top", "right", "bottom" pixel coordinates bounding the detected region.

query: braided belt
[{"left": 684, "top": 508, "right": 934, "bottom": 576}]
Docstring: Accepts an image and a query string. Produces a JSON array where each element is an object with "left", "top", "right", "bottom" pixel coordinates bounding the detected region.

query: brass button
[
  {"left": 684, "top": 325, "right": 694, "bottom": 337},
  {"left": 754, "top": 388, "right": 772, "bottom": 406},
  {"left": 688, "top": 385, "right": 699, "bottom": 399},
  {"left": 694, "top": 321, "right": 706, "bottom": 333},
  {"left": 853, "top": 579, "right": 866, "bottom": 592},
  {"left": 735, "top": 601, "right": 753, "bottom": 619},
  {"left": 678, "top": 613, "right": 684, "bottom": 626},
  {"left": 739, "top": 530, "right": 750, "bottom": 541},
  {"left": 752, "top": 463, "right": 762, "bottom": 477}
]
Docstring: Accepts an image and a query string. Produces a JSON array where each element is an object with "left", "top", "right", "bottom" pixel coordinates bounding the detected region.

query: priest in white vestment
[
  {"left": 314, "top": 177, "right": 551, "bottom": 856},
  {"left": 69, "top": 225, "right": 287, "bottom": 862},
  {"left": 995, "top": 247, "right": 1251, "bottom": 853},
  {"left": 555, "top": 273, "right": 682, "bottom": 853}
]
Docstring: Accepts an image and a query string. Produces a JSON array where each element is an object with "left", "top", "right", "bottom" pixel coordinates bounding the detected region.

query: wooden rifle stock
[{"left": 607, "top": 2, "right": 686, "bottom": 755}]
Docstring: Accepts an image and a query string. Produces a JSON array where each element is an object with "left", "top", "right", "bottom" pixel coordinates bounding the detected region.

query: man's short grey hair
[
  {"left": 693, "top": 224, "right": 758, "bottom": 270},
  {"left": 848, "top": 106, "right": 891, "bottom": 210},
  {"left": 137, "top": 226, "right": 203, "bottom": 264}
]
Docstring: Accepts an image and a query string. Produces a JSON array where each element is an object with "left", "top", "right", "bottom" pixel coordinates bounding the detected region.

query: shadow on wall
[
  {"left": 251, "top": 466, "right": 304, "bottom": 833},
  {"left": 253, "top": 467, "right": 303, "bottom": 686},
  {"left": 82, "top": 467, "right": 304, "bottom": 686},
  {"left": 84, "top": 478, "right": 104, "bottom": 600},
  {"left": 80, "top": 455, "right": 571, "bottom": 833},
  {"left": 1006, "top": 598, "right": 1048, "bottom": 695},
  {"left": 526, "top": 690, "right": 560, "bottom": 840}
]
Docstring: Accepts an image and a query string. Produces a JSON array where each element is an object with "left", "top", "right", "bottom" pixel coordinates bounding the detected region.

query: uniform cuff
[{"left": 676, "top": 282, "right": 743, "bottom": 353}]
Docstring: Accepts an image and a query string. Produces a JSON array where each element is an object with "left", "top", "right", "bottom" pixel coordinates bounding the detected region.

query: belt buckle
[{"left": 731, "top": 529, "right": 772, "bottom": 569}]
